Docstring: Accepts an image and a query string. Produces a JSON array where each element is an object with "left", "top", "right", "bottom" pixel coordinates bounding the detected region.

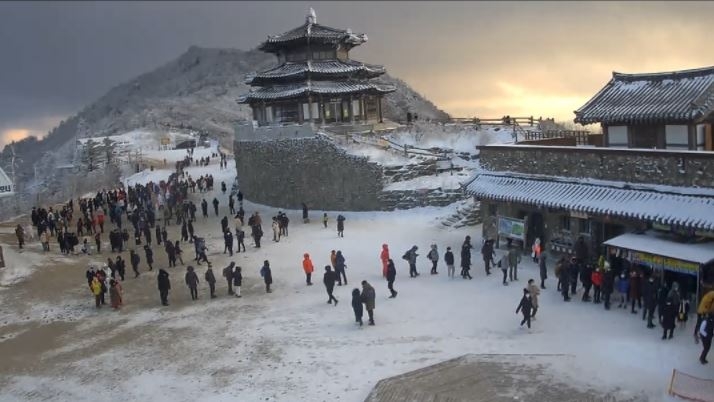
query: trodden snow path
[{"left": 0, "top": 147, "right": 708, "bottom": 402}]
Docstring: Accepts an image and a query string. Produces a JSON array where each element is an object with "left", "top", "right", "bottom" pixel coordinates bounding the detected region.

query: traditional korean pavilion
[{"left": 239, "top": 9, "right": 396, "bottom": 126}]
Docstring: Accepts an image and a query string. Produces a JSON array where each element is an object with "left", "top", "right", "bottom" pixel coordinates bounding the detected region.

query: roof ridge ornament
[{"left": 307, "top": 7, "right": 317, "bottom": 25}]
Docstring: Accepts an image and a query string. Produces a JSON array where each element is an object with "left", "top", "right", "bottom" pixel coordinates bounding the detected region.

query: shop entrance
[{"left": 525, "top": 211, "right": 544, "bottom": 250}]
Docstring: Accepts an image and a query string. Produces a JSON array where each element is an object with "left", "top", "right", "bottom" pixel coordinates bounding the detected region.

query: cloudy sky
[{"left": 2, "top": 1, "right": 714, "bottom": 145}]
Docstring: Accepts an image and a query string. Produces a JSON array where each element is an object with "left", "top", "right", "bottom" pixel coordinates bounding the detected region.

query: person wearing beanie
[{"left": 516, "top": 288, "right": 533, "bottom": 329}]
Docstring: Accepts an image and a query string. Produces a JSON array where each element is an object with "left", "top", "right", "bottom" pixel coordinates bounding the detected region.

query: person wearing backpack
[
  {"left": 205, "top": 266, "right": 217, "bottom": 299},
  {"left": 427, "top": 244, "right": 439, "bottom": 275},
  {"left": 223, "top": 262, "right": 235, "bottom": 295},
  {"left": 444, "top": 247, "right": 455, "bottom": 278},
  {"left": 260, "top": 260, "right": 272, "bottom": 293},
  {"left": 386, "top": 259, "right": 398, "bottom": 298},
  {"left": 404, "top": 246, "right": 419, "bottom": 278},
  {"left": 233, "top": 267, "right": 243, "bottom": 298}
]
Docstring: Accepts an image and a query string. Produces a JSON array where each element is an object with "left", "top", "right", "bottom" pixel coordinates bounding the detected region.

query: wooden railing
[{"left": 523, "top": 130, "right": 594, "bottom": 146}]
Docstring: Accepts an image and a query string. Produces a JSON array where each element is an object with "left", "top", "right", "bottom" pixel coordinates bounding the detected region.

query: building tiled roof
[
  {"left": 465, "top": 172, "right": 714, "bottom": 231},
  {"left": 246, "top": 60, "right": 385, "bottom": 85},
  {"left": 574, "top": 66, "right": 714, "bottom": 125},
  {"left": 237, "top": 81, "right": 396, "bottom": 103},
  {"left": 259, "top": 22, "right": 367, "bottom": 53}
]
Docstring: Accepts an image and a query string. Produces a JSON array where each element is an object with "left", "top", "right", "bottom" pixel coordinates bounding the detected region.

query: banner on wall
[{"left": 498, "top": 216, "right": 525, "bottom": 241}]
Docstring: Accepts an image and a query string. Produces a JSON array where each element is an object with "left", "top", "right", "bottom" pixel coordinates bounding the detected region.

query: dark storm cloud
[{"left": 1, "top": 1, "right": 714, "bottom": 144}]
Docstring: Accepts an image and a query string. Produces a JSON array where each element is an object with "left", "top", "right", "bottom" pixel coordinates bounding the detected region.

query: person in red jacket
[
  {"left": 380, "top": 244, "right": 390, "bottom": 278},
  {"left": 302, "top": 253, "right": 314, "bottom": 286},
  {"left": 591, "top": 268, "right": 603, "bottom": 304}
]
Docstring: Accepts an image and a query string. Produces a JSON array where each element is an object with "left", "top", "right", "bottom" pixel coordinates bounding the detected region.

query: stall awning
[{"left": 604, "top": 232, "right": 714, "bottom": 265}]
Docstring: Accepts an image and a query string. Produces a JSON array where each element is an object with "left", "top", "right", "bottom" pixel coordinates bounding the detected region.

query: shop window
[
  {"left": 560, "top": 215, "right": 571, "bottom": 231},
  {"left": 579, "top": 219, "right": 591, "bottom": 234},
  {"left": 311, "top": 50, "right": 335, "bottom": 60}
]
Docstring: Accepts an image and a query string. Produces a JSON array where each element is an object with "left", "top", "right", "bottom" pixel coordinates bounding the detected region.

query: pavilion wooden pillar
[
  {"left": 298, "top": 100, "right": 304, "bottom": 124},
  {"left": 307, "top": 95, "right": 313, "bottom": 124},
  {"left": 378, "top": 96, "right": 383, "bottom": 123},
  {"left": 349, "top": 94, "right": 355, "bottom": 124},
  {"left": 360, "top": 94, "right": 367, "bottom": 122},
  {"left": 260, "top": 101, "right": 266, "bottom": 125},
  {"left": 320, "top": 95, "right": 325, "bottom": 125}
]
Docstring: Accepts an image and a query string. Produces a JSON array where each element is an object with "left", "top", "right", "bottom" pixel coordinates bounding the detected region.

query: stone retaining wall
[
  {"left": 379, "top": 188, "right": 467, "bottom": 210},
  {"left": 479, "top": 145, "right": 714, "bottom": 187},
  {"left": 234, "top": 135, "right": 385, "bottom": 211}
]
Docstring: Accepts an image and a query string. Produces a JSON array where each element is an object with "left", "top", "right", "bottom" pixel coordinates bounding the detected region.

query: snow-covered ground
[{"left": 0, "top": 131, "right": 709, "bottom": 402}]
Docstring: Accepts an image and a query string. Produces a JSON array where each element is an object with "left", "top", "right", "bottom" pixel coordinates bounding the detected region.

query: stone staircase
[{"left": 440, "top": 198, "right": 481, "bottom": 228}]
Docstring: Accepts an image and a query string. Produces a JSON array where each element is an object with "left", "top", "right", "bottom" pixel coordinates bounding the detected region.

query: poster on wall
[{"left": 498, "top": 216, "right": 525, "bottom": 241}]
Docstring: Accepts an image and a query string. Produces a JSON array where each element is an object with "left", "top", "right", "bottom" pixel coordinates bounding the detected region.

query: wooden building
[
  {"left": 238, "top": 9, "right": 395, "bottom": 126},
  {"left": 574, "top": 66, "right": 714, "bottom": 150}
]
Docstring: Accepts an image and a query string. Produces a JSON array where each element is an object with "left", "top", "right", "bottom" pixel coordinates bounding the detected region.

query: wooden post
[
  {"left": 378, "top": 96, "right": 383, "bottom": 123},
  {"left": 349, "top": 95, "right": 355, "bottom": 124},
  {"left": 320, "top": 96, "right": 325, "bottom": 125},
  {"left": 308, "top": 95, "right": 313, "bottom": 123}
]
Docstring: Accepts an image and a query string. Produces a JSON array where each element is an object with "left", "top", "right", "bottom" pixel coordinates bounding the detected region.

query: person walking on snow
[
  {"left": 130, "top": 249, "right": 141, "bottom": 278},
  {"left": 361, "top": 281, "right": 376, "bottom": 326},
  {"left": 233, "top": 266, "right": 243, "bottom": 297},
  {"left": 201, "top": 199, "right": 208, "bottom": 219},
  {"left": 499, "top": 251, "right": 509, "bottom": 285},
  {"left": 642, "top": 273, "right": 657, "bottom": 328},
  {"left": 322, "top": 213, "right": 328, "bottom": 229},
  {"left": 352, "top": 288, "right": 363, "bottom": 326},
  {"left": 461, "top": 236, "right": 473, "bottom": 279},
  {"left": 699, "top": 313, "right": 714, "bottom": 364},
  {"left": 260, "top": 260, "right": 272, "bottom": 293},
  {"left": 302, "top": 253, "right": 314, "bottom": 286},
  {"left": 380, "top": 244, "right": 390, "bottom": 278},
  {"left": 223, "top": 262, "right": 235, "bottom": 295},
  {"left": 516, "top": 288, "right": 533, "bottom": 329},
  {"left": 185, "top": 265, "right": 200, "bottom": 301},
  {"left": 335, "top": 250, "right": 347, "bottom": 286},
  {"left": 336, "top": 214, "right": 345, "bottom": 237},
  {"left": 144, "top": 244, "right": 154, "bottom": 271},
  {"left": 427, "top": 244, "right": 439, "bottom": 275},
  {"left": 205, "top": 266, "right": 217, "bottom": 299},
  {"left": 212, "top": 198, "right": 219, "bottom": 217},
  {"left": 157, "top": 268, "right": 171, "bottom": 306},
  {"left": 323, "top": 266, "right": 338, "bottom": 305},
  {"left": 538, "top": 253, "right": 548, "bottom": 289},
  {"left": 386, "top": 259, "right": 398, "bottom": 298},
  {"left": 528, "top": 279, "right": 541, "bottom": 319},
  {"left": 507, "top": 244, "right": 521, "bottom": 282},
  {"left": 404, "top": 246, "right": 420, "bottom": 278},
  {"left": 444, "top": 246, "right": 455, "bottom": 278},
  {"left": 481, "top": 239, "right": 495, "bottom": 276}
]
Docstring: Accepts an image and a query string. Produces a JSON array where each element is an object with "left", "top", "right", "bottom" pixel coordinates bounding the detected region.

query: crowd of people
[{"left": 12, "top": 144, "right": 714, "bottom": 365}]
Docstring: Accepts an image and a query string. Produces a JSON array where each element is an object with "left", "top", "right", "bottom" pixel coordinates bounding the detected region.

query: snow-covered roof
[
  {"left": 465, "top": 172, "right": 714, "bottom": 231},
  {"left": 574, "top": 66, "right": 714, "bottom": 125},
  {"left": 604, "top": 232, "right": 714, "bottom": 265},
  {"left": 258, "top": 17, "right": 367, "bottom": 54},
  {"left": 246, "top": 60, "right": 386, "bottom": 85},
  {"left": 238, "top": 81, "right": 396, "bottom": 103}
]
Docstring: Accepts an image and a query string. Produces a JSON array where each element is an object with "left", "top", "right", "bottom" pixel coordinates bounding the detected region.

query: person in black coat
[
  {"left": 236, "top": 229, "right": 246, "bottom": 253},
  {"left": 212, "top": 198, "right": 219, "bottom": 216},
  {"left": 201, "top": 199, "right": 208, "bottom": 218},
  {"left": 561, "top": 266, "right": 571, "bottom": 302},
  {"left": 205, "top": 267, "right": 217, "bottom": 299},
  {"left": 181, "top": 221, "right": 189, "bottom": 242},
  {"left": 302, "top": 203, "right": 309, "bottom": 223},
  {"left": 568, "top": 257, "right": 579, "bottom": 295},
  {"left": 516, "top": 288, "right": 533, "bottom": 329},
  {"left": 336, "top": 214, "right": 345, "bottom": 237},
  {"left": 187, "top": 220, "right": 195, "bottom": 242},
  {"left": 444, "top": 246, "right": 455, "bottom": 278},
  {"left": 185, "top": 265, "right": 199, "bottom": 301},
  {"left": 334, "top": 250, "right": 347, "bottom": 286},
  {"left": 386, "top": 259, "right": 398, "bottom": 298},
  {"left": 155, "top": 224, "right": 162, "bottom": 246},
  {"left": 144, "top": 244, "right": 154, "bottom": 271},
  {"left": 661, "top": 297, "right": 677, "bottom": 340},
  {"left": 224, "top": 230, "right": 234, "bottom": 256},
  {"left": 115, "top": 256, "right": 126, "bottom": 281},
  {"left": 580, "top": 263, "right": 593, "bottom": 302},
  {"left": 260, "top": 260, "right": 272, "bottom": 293},
  {"left": 602, "top": 267, "right": 614, "bottom": 309},
  {"left": 642, "top": 274, "right": 657, "bottom": 329},
  {"left": 223, "top": 262, "right": 235, "bottom": 295},
  {"left": 323, "top": 266, "right": 338, "bottom": 305},
  {"left": 538, "top": 254, "right": 548, "bottom": 289},
  {"left": 233, "top": 266, "right": 243, "bottom": 297},
  {"left": 157, "top": 268, "right": 171, "bottom": 306},
  {"left": 351, "top": 288, "right": 363, "bottom": 326},
  {"left": 461, "top": 236, "right": 473, "bottom": 279}
]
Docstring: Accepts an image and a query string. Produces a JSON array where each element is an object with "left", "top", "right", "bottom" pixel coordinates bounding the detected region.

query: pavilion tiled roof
[
  {"left": 259, "top": 22, "right": 367, "bottom": 53},
  {"left": 237, "top": 81, "right": 396, "bottom": 103},
  {"left": 246, "top": 60, "right": 385, "bottom": 85},
  {"left": 574, "top": 66, "right": 714, "bottom": 125},
  {"left": 465, "top": 172, "right": 714, "bottom": 231}
]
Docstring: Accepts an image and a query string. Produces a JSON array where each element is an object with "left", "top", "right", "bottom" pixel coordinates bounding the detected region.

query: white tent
[{"left": 0, "top": 167, "right": 15, "bottom": 197}]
